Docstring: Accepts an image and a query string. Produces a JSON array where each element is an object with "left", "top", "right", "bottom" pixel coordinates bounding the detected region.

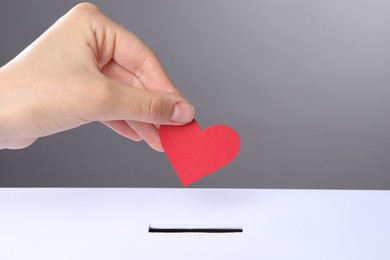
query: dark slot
[{"left": 148, "top": 226, "right": 243, "bottom": 233}]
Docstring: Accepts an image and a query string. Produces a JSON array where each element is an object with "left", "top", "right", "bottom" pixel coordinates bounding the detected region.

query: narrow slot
[{"left": 148, "top": 225, "right": 243, "bottom": 233}]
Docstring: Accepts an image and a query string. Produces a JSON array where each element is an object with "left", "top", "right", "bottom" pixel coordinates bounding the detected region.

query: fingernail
[{"left": 170, "top": 102, "right": 195, "bottom": 123}]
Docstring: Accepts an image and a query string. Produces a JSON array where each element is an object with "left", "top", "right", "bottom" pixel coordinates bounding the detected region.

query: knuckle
[
  {"left": 66, "top": 2, "right": 102, "bottom": 28},
  {"left": 143, "top": 95, "right": 164, "bottom": 122},
  {"left": 72, "top": 2, "right": 100, "bottom": 14}
]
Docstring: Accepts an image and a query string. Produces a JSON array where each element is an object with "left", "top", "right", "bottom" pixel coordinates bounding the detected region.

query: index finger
[{"left": 104, "top": 17, "right": 182, "bottom": 95}]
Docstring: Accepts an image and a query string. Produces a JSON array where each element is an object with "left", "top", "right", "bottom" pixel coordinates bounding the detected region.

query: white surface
[{"left": 0, "top": 188, "right": 389, "bottom": 259}]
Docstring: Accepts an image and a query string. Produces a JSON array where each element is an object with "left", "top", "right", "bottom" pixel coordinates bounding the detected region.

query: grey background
[{"left": 1, "top": 0, "right": 390, "bottom": 189}]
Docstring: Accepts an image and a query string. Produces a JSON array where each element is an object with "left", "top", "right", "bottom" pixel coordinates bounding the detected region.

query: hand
[{"left": 0, "top": 3, "right": 194, "bottom": 151}]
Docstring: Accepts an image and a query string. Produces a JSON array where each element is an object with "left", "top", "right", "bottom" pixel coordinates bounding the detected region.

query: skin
[{"left": 0, "top": 3, "right": 195, "bottom": 151}]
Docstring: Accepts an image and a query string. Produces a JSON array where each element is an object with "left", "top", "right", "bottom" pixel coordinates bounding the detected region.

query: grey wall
[{"left": 1, "top": 0, "right": 390, "bottom": 189}]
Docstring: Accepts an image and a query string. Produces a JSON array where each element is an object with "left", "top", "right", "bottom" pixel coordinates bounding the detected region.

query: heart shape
[{"left": 160, "top": 120, "right": 240, "bottom": 186}]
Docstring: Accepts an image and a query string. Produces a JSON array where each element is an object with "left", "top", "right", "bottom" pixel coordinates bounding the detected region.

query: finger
[
  {"left": 101, "top": 120, "right": 142, "bottom": 141},
  {"left": 92, "top": 77, "right": 194, "bottom": 124},
  {"left": 100, "top": 60, "right": 189, "bottom": 153},
  {"left": 102, "top": 18, "right": 182, "bottom": 94},
  {"left": 101, "top": 59, "right": 144, "bottom": 89},
  {"left": 69, "top": 4, "right": 183, "bottom": 95},
  {"left": 102, "top": 60, "right": 161, "bottom": 142},
  {"left": 125, "top": 120, "right": 163, "bottom": 152}
]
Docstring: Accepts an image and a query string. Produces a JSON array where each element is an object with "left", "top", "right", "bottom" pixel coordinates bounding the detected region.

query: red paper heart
[{"left": 160, "top": 120, "right": 240, "bottom": 186}]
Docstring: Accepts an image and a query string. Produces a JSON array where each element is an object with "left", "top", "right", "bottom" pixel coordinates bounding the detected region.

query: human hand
[{"left": 0, "top": 3, "right": 194, "bottom": 151}]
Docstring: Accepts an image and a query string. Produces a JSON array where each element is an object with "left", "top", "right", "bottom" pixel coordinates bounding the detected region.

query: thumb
[{"left": 93, "top": 79, "right": 195, "bottom": 124}]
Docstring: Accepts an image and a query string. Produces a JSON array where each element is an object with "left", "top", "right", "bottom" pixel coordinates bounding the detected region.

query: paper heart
[{"left": 160, "top": 120, "right": 240, "bottom": 186}]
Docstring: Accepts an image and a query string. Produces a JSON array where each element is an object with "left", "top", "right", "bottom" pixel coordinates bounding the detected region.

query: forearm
[
  {"left": 0, "top": 66, "right": 31, "bottom": 149},
  {"left": 0, "top": 67, "right": 8, "bottom": 149},
  {"left": 0, "top": 66, "right": 11, "bottom": 149}
]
